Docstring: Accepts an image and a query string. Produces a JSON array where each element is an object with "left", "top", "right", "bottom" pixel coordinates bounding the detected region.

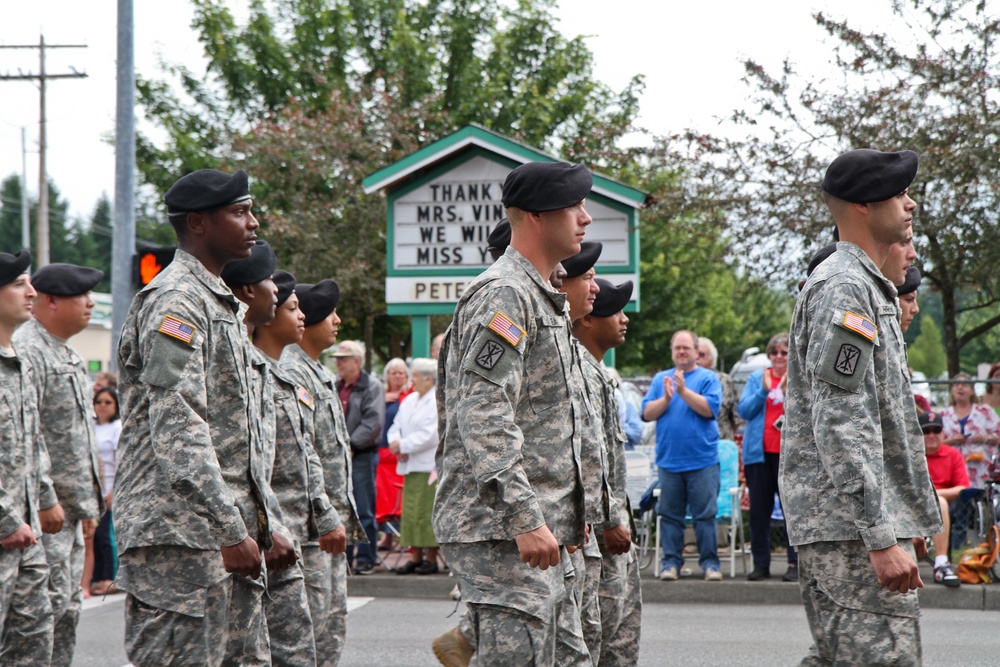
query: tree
[
  {"left": 136, "top": 0, "right": 643, "bottom": 363},
  {"left": 716, "top": 0, "right": 1000, "bottom": 375},
  {"left": 908, "top": 315, "right": 948, "bottom": 377}
]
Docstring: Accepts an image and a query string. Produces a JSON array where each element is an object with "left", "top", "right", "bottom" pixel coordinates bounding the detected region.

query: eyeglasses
[
  {"left": 771, "top": 350, "right": 789, "bottom": 356},
  {"left": 923, "top": 427, "right": 943, "bottom": 434},
  {"left": 697, "top": 351, "right": 707, "bottom": 358},
  {"left": 94, "top": 399, "right": 115, "bottom": 406}
]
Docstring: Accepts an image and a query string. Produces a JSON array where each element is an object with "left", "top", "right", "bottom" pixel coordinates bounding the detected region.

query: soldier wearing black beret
[
  {"left": 559, "top": 241, "right": 602, "bottom": 321},
  {"left": 782, "top": 146, "right": 939, "bottom": 666},
  {"left": 294, "top": 280, "right": 341, "bottom": 328},
  {"left": 31, "top": 262, "right": 104, "bottom": 297},
  {"left": 271, "top": 270, "right": 296, "bottom": 309},
  {"left": 431, "top": 159, "right": 596, "bottom": 663},
  {"left": 113, "top": 164, "right": 276, "bottom": 667},
  {"left": 222, "top": 240, "right": 279, "bottom": 332},
  {"left": 0, "top": 250, "right": 32, "bottom": 288},
  {"left": 898, "top": 266, "right": 921, "bottom": 334}
]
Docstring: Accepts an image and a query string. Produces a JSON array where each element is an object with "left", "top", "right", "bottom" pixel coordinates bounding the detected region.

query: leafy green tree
[
  {"left": 908, "top": 315, "right": 948, "bottom": 378},
  {"left": 715, "top": 0, "right": 1000, "bottom": 375}
]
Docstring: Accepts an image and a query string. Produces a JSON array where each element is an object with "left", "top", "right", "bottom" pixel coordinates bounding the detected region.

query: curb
[{"left": 347, "top": 561, "right": 999, "bottom": 611}]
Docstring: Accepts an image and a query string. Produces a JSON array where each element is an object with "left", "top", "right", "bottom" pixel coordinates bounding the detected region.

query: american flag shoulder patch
[
  {"left": 842, "top": 311, "right": 876, "bottom": 341},
  {"left": 158, "top": 314, "right": 197, "bottom": 344},
  {"left": 297, "top": 386, "right": 314, "bottom": 408},
  {"left": 488, "top": 311, "right": 525, "bottom": 347}
]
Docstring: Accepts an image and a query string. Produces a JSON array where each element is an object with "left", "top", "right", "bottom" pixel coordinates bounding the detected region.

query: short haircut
[
  {"left": 766, "top": 333, "right": 790, "bottom": 356},
  {"left": 410, "top": 357, "right": 437, "bottom": 379},
  {"left": 671, "top": 329, "right": 699, "bottom": 350}
]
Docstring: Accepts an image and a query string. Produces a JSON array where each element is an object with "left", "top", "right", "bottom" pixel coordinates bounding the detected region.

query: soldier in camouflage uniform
[
  {"left": 13, "top": 261, "right": 105, "bottom": 667},
  {"left": 114, "top": 169, "right": 273, "bottom": 667},
  {"left": 223, "top": 246, "right": 317, "bottom": 666},
  {"left": 281, "top": 279, "right": 362, "bottom": 667},
  {"left": 558, "top": 242, "right": 618, "bottom": 666},
  {"left": 780, "top": 149, "right": 942, "bottom": 666},
  {"left": 0, "top": 251, "right": 56, "bottom": 666},
  {"left": 432, "top": 161, "right": 594, "bottom": 667},
  {"left": 572, "top": 279, "right": 642, "bottom": 666}
]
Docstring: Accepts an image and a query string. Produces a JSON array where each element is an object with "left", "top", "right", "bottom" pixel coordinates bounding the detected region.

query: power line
[{"left": 0, "top": 35, "right": 88, "bottom": 266}]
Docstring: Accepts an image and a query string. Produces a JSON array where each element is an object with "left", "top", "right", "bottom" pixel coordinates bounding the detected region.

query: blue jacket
[{"left": 736, "top": 367, "right": 770, "bottom": 466}]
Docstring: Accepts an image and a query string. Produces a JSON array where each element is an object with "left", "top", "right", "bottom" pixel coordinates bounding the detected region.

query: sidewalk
[{"left": 347, "top": 558, "right": 1000, "bottom": 611}]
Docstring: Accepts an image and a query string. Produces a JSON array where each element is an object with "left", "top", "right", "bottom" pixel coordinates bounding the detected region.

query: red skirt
[{"left": 375, "top": 447, "right": 404, "bottom": 524}]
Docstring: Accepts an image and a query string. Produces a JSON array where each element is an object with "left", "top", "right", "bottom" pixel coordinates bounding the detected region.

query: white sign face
[
  {"left": 386, "top": 274, "right": 640, "bottom": 305},
  {"left": 391, "top": 155, "right": 631, "bottom": 271}
]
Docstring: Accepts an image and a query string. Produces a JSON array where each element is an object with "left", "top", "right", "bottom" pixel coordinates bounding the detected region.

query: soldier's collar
[
  {"left": 503, "top": 247, "right": 569, "bottom": 310},
  {"left": 175, "top": 249, "right": 242, "bottom": 309},
  {"left": 836, "top": 242, "right": 899, "bottom": 302}
]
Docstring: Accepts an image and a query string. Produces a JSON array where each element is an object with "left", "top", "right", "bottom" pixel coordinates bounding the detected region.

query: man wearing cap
[
  {"left": 331, "top": 340, "right": 385, "bottom": 575},
  {"left": 642, "top": 330, "right": 724, "bottom": 582},
  {"left": 433, "top": 161, "right": 593, "bottom": 666},
  {"left": 222, "top": 245, "right": 321, "bottom": 665},
  {"left": 114, "top": 168, "right": 274, "bottom": 666},
  {"left": 572, "top": 278, "right": 642, "bottom": 666},
  {"left": 918, "top": 411, "right": 966, "bottom": 587},
  {"left": 13, "top": 261, "right": 105, "bottom": 666},
  {"left": 781, "top": 149, "right": 942, "bottom": 664},
  {"left": 0, "top": 250, "right": 57, "bottom": 665},
  {"left": 280, "top": 281, "right": 363, "bottom": 666}
]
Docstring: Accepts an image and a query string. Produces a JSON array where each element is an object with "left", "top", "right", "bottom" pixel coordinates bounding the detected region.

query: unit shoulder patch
[{"left": 476, "top": 340, "right": 505, "bottom": 370}]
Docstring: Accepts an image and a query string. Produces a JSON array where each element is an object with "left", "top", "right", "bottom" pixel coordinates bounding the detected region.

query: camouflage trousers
[
  {"left": 595, "top": 542, "right": 642, "bottom": 667},
  {"left": 42, "top": 517, "right": 83, "bottom": 667},
  {"left": 264, "top": 560, "right": 316, "bottom": 667},
  {"left": 119, "top": 545, "right": 271, "bottom": 667},
  {"left": 0, "top": 541, "right": 54, "bottom": 666},
  {"left": 301, "top": 545, "right": 348, "bottom": 667},
  {"left": 571, "top": 547, "right": 600, "bottom": 666},
  {"left": 444, "top": 541, "right": 591, "bottom": 667},
  {"left": 797, "top": 540, "right": 921, "bottom": 667}
]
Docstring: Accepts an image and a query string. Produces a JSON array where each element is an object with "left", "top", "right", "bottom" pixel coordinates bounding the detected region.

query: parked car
[{"left": 729, "top": 347, "right": 769, "bottom": 395}]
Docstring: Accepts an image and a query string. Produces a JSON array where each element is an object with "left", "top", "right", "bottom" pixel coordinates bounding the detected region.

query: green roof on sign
[{"left": 362, "top": 124, "right": 646, "bottom": 208}]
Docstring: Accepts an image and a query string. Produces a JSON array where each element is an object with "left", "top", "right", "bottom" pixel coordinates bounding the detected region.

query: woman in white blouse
[
  {"left": 90, "top": 386, "right": 121, "bottom": 595},
  {"left": 388, "top": 358, "right": 441, "bottom": 574}
]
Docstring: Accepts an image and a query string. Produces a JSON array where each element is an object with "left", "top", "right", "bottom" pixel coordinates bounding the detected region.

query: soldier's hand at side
[
  {"left": 0, "top": 523, "right": 37, "bottom": 550},
  {"left": 265, "top": 531, "right": 299, "bottom": 571},
  {"left": 603, "top": 524, "right": 632, "bottom": 556},
  {"left": 869, "top": 544, "right": 923, "bottom": 594},
  {"left": 319, "top": 526, "right": 347, "bottom": 555},
  {"left": 912, "top": 537, "right": 928, "bottom": 560},
  {"left": 222, "top": 536, "right": 263, "bottom": 579},
  {"left": 515, "top": 525, "right": 560, "bottom": 570},
  {"left": 39, "top": 503, "right": 65, "bottom": 534}
]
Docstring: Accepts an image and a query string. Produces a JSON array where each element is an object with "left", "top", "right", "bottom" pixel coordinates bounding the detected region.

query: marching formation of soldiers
[{"left": 1, "top": 147, "right": 936, "bottom": 667}]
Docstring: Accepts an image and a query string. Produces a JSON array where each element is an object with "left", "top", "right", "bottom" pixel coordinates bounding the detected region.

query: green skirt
[{"left": 400, "top": 472, "right": 438, "bottom": 548}]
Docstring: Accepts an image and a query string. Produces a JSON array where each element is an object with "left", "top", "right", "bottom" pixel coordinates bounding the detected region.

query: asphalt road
[{"left": 74, "top": 593, "right": 1000, "bottom": 666}]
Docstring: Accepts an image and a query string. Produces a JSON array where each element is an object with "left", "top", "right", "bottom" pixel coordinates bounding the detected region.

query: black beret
[
  {"left": 501, "top": 162, "right": 593, "bottom": 212},
  {"left": 165, "top": 169, "right": 251, "bottom": 216},
  {"left": 897, "top": 266, "right": 921, "bottom": 296},
  {"left": 591, "top": 279, "right": 633, "bottom": 318},
  {"left": 561, "top": 242, "right": 602, "bottom": 278},
  {"left": 0, "top": 250, "right": 31, "bottom": 287},
  {"left": 918, "top": 410, "right": 943, "bottom": 431},
  {"left": 487, "top": 219, "right": 511, "bottom": 253},
  {"left": 273, "top": 270, "right": 296, "bottom": 308},
  {"left": 822, "top": 149, "right": 918, "bottom": 204},
  {"left": 31, "top": 263, "right": 104, "bottom": 296},
  {"left": 807, "top": 243, "right": 838, "bottom": 277},
  {"left": 295, "top": 280, "right": 340, "bottom": 327},
  {"left": 220, "top": 241, "right": 276, "bottom": 287}
]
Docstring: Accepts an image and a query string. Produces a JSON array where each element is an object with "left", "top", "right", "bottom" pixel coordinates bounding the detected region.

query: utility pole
[
  {"left": 21, "top": 128, "right": 30, "bottom": 251},
  {"left": 0, "top": 35, "right": 87, "bottom": 267},
  {"left": 111, "top": 0, "right": 136, "bottom": 370}
]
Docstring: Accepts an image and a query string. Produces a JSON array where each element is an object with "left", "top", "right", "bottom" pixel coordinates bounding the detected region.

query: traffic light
[{"left": 133, "top": 249, "right": 176, "bottom": 288}]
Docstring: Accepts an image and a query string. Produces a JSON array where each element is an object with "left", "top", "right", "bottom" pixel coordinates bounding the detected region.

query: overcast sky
[{"left": 0, "top": 0, "right": 903, "bottom": 224}]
